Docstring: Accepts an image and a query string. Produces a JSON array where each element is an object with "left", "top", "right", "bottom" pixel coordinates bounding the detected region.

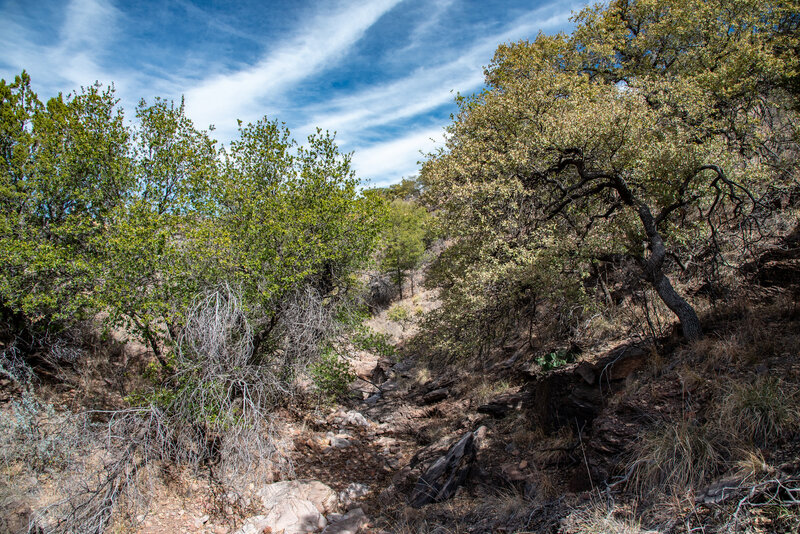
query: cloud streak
[
  {"left": 352, "top": 126, "right": 445, "bottom": 186},
  {"left": 321, "top": 1, "right": 581, "bottom": 185},
  {"left": 183, "top": 0, "right": 403, "bottom": 134},
  {"left": 0, "top": 0, "right": 584, "bottom": 186}
]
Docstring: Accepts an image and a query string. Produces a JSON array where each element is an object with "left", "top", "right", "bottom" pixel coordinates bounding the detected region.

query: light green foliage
[
  {"left": 421, "top": 0, "right": 798, "bottom": 348},
  {"left": 98, "top": 98, "right": 218, "bottom": 365},
  {"left": 338, "top": 304, "right": 396, "bottom": 358},
  {"left": 380, "top": 199, "right": 429, "bottom": 297},
  {"left": 387, "top": 303, "right": 411, "bottom": 324},
  {"left": 352, "top": 324, "right": 396, "bottom": 359},
  {"left": 309, "top": 347, "right": 356, "bottom": 400},
  {"left": 1, "top": 72, "right": 386, "bottom": 384},
  {"left": 218, "top": 120, "right": 385, "bottom": 324},
  {"left": 375, "top": 176, "right": 422, "bottom": 202},
  {"left": 1, "top": 73, "right": 130, "bottom": 326},
  {"left": 535, "top": 349, "right": 576, "bottom": 372}
]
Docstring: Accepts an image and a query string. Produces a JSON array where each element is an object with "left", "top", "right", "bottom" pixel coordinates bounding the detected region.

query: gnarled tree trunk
[{"left": 637, "top": 203, "right": 702, "bottom": 341}]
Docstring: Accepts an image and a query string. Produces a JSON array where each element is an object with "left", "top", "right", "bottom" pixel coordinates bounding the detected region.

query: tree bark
[{"left": 637, "top": 203, "right": 703, "bottom": 341}]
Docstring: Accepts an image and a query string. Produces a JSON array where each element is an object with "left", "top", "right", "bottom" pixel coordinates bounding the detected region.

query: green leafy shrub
[
  {"left": 379, "top": 199, "right": 430, "bottom": 298},
  {"left": 352, "top": 325, "right": 396, "bottom": 359},
  {"left": 310, "top": 348, "right": 356, "bottom": 399},
  {"left": 388, "top": 303, "right": 411, "bottom": 324},
  {"left": 535, "top": 349, "right": 576, "bottom": 371}
]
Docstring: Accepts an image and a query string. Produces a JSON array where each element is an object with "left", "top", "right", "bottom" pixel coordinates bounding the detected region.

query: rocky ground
[{"left": 3, "top": 260, "right": 800, "bottom": 534}]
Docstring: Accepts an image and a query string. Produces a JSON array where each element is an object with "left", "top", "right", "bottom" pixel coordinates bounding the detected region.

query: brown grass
[
  {"left": 713, "top": 376, "right": 799, "bottom": 446},
  {"left": 562, "top": 501, "right": 658, "bottom": 534},
  {"left": 629, "top": 420, "right": 727, "bottom": 497}
]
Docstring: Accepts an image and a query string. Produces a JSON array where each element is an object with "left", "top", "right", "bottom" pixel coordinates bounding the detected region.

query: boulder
[
  {"left": 256, "top": 480, "right": 339, "bottom": 515},
  {"left": 234, "top": 498, "right": 327, "bottom": 534},
  {"left": 350, "top": 354, "right": 380, "bottom": 381},
  {"left": 524, "top": 343, "right": 650, "bottom": 432},
  {"left": 263, "top": 498, "right": 326, "bottom": 534},
  {"left": 233, "top": 515, "right": 269, "bottom": 534}
]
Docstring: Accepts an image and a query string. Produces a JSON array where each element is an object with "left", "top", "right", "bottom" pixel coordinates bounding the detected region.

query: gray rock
[
  {"left": 339, "top": 483, "right": 370, "bottom": 507},
  {"left": 364, "top": 392, "right": 382, "bottom": 405},
  {"left": 234, "top": 497, "right": 328, "bottom": 534},
  {"left": 342, "top": 410, "right": 371, "bottom": 428},
  {"left": 322, "top": 507, "right": 368, "bottom": 534},
  {"left": 233, "top": 515, "right": 267, "bottom": 534},
  {"left": 264, "top": 498, "right": 326, "bottom": 534},
  {"left": 327, "top": 432, "right": 352, "bottom": 449},
  {"left": 256, "top": 480, "right": 338, "bottom": 515},
  {"left": 409, "top": 431, "right": 477, "bottom": 508}
]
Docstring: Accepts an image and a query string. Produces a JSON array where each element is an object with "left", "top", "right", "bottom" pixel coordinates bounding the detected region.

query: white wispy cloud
[
  {"left": 0, "top": 0, "right": 121, "bottom": 91},
  {"left": 183, "top": 0, "right": 403, "bottom": 135},
  {"left": 352, "top": 126, "right": 445, "bottom": 187},
  {"left": 307, "top": 1, "right": 577, "bottom": 137},
  {"left": 321, "top": 1, "right": 580, "bottom": 184},
  {"left": 0, "top": 0, "right": 584, "bottom": 186}
]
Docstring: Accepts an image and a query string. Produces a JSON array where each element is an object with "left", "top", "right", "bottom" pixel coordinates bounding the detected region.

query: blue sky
[{"left": 0, "top": 0, "right": 583, "bottom": 187}]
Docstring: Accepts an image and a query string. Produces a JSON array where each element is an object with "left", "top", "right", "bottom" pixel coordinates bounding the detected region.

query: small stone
[
  {"left": 500, "top": 463, "right": 527, "bottom": 482},
  {"left": 339, "top": 482, "right": 369, "bottom": 507},
  {"left": 322, "top": 507, "right": 368, "bottom": 534},
  {"left": 327, "top": 432, "right": 352, "bottom": 448},
  {"left": 421, "top": 388, "right": 449, "bottom": 405},
  {"left": 343, "top": 410, "right": 371, "bottom": 428}
]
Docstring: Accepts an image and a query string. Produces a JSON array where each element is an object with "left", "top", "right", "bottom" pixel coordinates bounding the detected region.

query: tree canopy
[
  {"left": 0, "top": 72, "right": 385, "bottom": 370},
  {"left": 422, "top": 0, "right": 799, "bottom": 342}
]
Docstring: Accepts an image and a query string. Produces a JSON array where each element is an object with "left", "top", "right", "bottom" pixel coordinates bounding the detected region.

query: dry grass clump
[
  {"left": 473, "top": 487, "right": 534, "bottom": 525},
  {"left": 471, "top": 377, "right": 513, "bottom": 406},
  {"left": 629, "top": 420, "right": 726, "bottom": 496},
  {"left": 530, "top": 426, "right": 575, "bottom": 465},
  {"left": 695, "top": 307, "right": 789, "bottom": 370},
  {"left": 0, "top": 390, "right": 86, "bottom": 472},
  {"left": 714, "top": 377, "right": 799, "bottom": 446},
  {"left": 561, "top": 502, "right": 657, "bottom": 534}
]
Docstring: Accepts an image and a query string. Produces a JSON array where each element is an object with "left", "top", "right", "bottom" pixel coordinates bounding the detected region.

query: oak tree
[{"left": 422, "top": 0, "right": 799, "bottom": 341}]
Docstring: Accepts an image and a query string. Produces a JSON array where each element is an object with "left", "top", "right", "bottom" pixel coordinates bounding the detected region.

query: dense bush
[
  {"left": 1, "top": 72, "right": 385, "bottom": 372},
  {"left": 421, "top": 0, "right": 799, "bottom": 356},
  {"left": 0, "top": 71, "right": 387, "bottom": 528}
]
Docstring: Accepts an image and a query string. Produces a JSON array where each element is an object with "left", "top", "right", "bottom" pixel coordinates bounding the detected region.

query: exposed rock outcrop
[{"left": 409, "top": 430, "right": 477, "bottom": 508}]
